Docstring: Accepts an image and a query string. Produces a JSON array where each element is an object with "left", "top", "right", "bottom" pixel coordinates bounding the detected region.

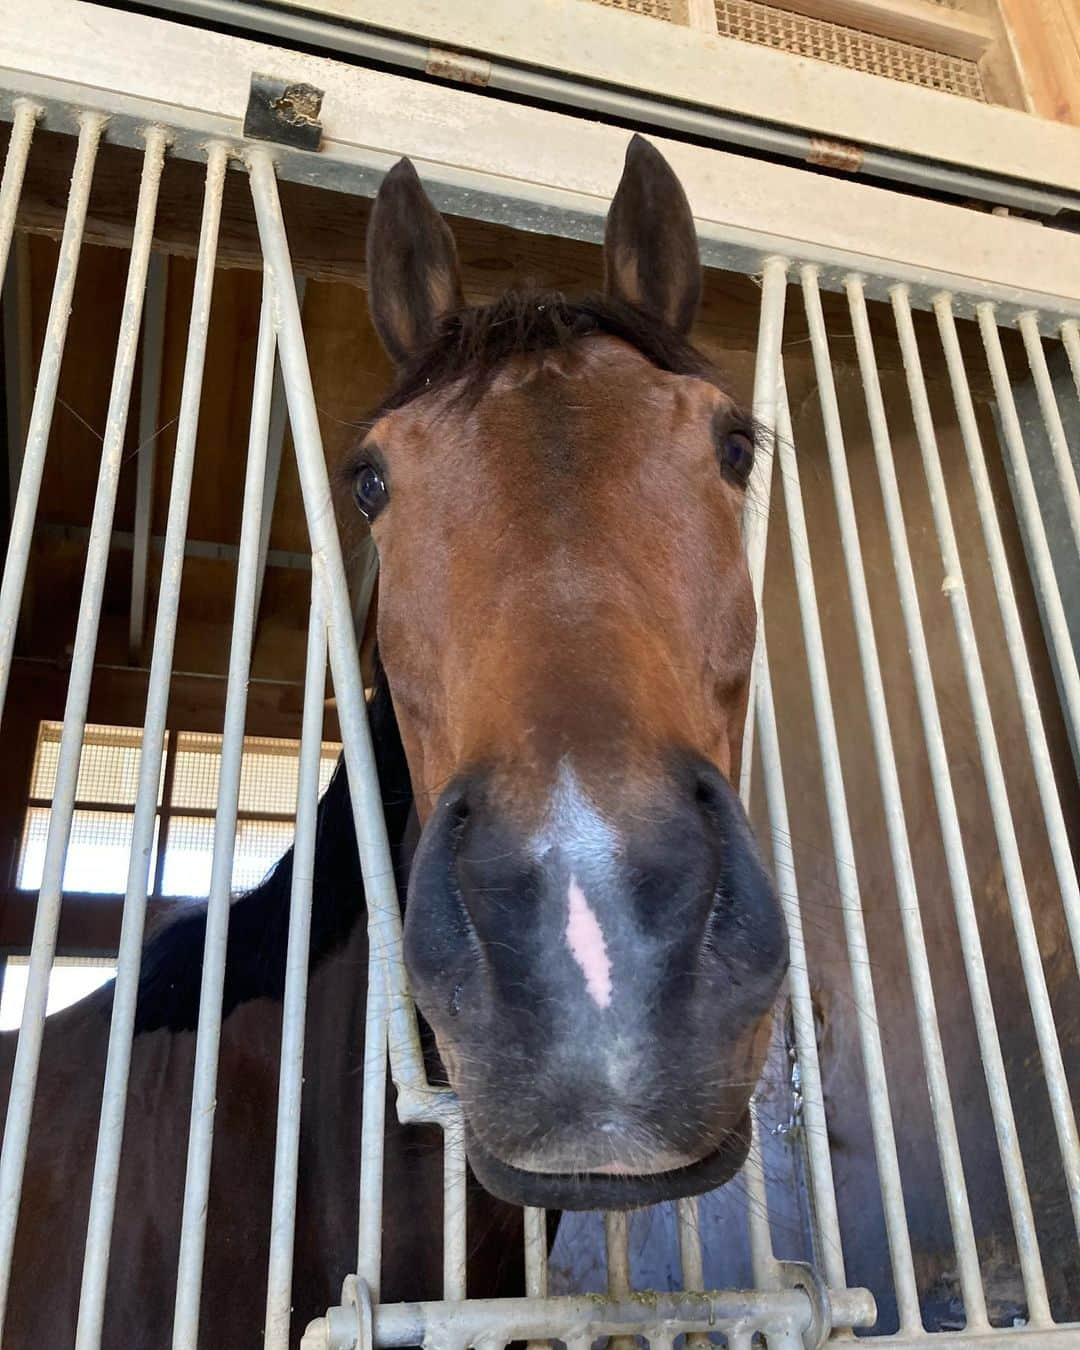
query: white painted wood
[
  {"left": 1, "top": 0, "right": 1077, "bottom": 325},
  {"left": 257, "top": 0, "right": 1080, "bottom": 191}
]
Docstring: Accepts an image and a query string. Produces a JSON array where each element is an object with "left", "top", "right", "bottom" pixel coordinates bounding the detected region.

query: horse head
[{"left": 352, "top": 135, "right": 788, "bottom": 1210}]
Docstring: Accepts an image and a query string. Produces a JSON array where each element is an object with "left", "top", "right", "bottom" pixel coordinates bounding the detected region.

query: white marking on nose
[
  {"left": 530, "top": 761, "right": 620, "bottom": 873},
  {"left": 566, "top": 874, "right": 613, "bottom": 1009}
]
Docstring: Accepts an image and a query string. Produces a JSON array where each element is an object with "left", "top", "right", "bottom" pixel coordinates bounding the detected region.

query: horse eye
[
  {"left": 720, "top": 431, "right": 755, "bottom": 487},
  {"left": 352, "top": 462, "right": 388, "bottom": 521}
]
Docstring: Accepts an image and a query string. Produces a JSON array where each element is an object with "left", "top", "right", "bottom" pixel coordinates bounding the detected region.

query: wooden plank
[{"left": 998, "top": 0, "right": 1080, "bottom": 125}]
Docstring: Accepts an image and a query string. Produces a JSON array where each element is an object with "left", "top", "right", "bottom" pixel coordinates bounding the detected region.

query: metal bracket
[
  {"left": 342, "top": 1275, "right": 375, "bottom": 1350},
  {"left": 243, "top": 73, "right": 324, "bottom": 151},
  {"left": 778, "top": 1261, "right": 834, "bottom": 1350}
]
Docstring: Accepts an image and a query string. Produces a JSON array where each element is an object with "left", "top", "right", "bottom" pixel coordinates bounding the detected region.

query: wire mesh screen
[
  {"left": 713, "top": 0, "right": 987, "bottom": 100},
  {"left": 29, "top": 721, "right": 160, "bottom": 805},
  {"left": 15, "top": 721, "right": 341, "bottom": 898},
  {"left": 589, "top": 0, "right": 688, "bottom": 24}
]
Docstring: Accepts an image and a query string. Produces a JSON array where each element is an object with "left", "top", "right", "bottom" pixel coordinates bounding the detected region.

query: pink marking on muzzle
[{"left": 565, "top": 874, "right": 613, "bottom": 1009}]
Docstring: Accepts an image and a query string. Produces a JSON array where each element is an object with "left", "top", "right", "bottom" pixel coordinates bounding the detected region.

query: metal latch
[{"left": 244, "top": 73, "right": 324, "bottom": 151}]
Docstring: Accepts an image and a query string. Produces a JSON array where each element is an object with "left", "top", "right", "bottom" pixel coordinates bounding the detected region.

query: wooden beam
[{"left": 997, "top": 0, "right": 1080, "bottom": 124}]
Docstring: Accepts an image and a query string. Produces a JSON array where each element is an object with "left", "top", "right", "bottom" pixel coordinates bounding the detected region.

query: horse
[{"left": 0, "top": 135, "right": 788, "bottom": 1344}]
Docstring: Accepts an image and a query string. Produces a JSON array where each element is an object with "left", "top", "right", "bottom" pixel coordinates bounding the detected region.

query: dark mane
[
  {"left": 369, "top": 290, "right": 716, "bottom": 420},
  {"left": 125, "top": 662, "right": 412, "bottom": 1034}
]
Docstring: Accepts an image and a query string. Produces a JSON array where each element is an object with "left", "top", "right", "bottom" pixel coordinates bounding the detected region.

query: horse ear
[
  {"left": 366, "top": 158, "right": 464, "bottom": 366},
  {"left": 603, "top": 135, "right": 701, "bottom": 336}
]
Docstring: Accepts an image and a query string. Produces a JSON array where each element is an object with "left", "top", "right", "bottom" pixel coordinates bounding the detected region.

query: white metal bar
[
  {"left": 0, "top": 111, "right": 103, "bottom": 728},
  {"left": 253, "top": 274, "right": 305, "bottom": 630},
  {"left": 443, "top": 1113, "right": 468, "bottom": 1301},
  {"left": 264, "top": 576, "right": 326, "bottom": 1350},
  {"left": 1063, "top": 319, "right": 1080, "bottom": 399},
  {"left": 1018, "top": 311, "right": 1080, "bottom": 558},
  {"left": 846, "top": 276, "right": 1051, "bottom": 1324},
  {"left": 893, "top": 283, "right": 1080, "bottom": 1242},
  {"left": 675, "top": 1195, "right": 711, "bottom": 1350},
  {"left": 743, "top": 1103, "right": 781, "bottom": 1289},
  {"left": 128, "top": 251, "right": 169, "bottom": 661},
  {"left": 355, "top": 925, "right": 389, "bottom": 1297},
  {"left": 751, "top": 633, "right": 847, "bottom": 1292},
  {"left": 0, "top": 99, "right": 38, "bottom": 287},
  {"left": 979, "top": 307, "right": 1080, "bottom": 755},
  {"left": 938, "top": 298, "right": 1080, "bottom": 976},
  {"left": 171, "top": 158, "right": 266, "bottom": 1350},
  {"left": 787, "top": 272, "right": 922, "bottom": 1334},
  {"left": 799, "top": 269, "right": 987, "bottom": 1323},
  {"left": 523, "top": 1208, "right": 548, "bottom": 1299},
  {"left": 0, "top": 120, "right": 163, "bottom": 1343},
  {"left": 523, "top": 1207, "right": 549, "bottom": 1350},
  {"left": 739, "top": 255, "right": 788, "bottom": 804},
  {"left": 245, "top": 150, "right": 430, "bottom": 1104},
  {"left": 3, "top": 233, "right": 32, "bottom": 521},
  {"left": 736, "top": 257, "right": 790, "bottom": 1287},
  {"left": 604, "top": 1212, "right": 636, "bottom": 1350},
  {"left": 75, "top": 144, "right": 228, "bottom": 1350}
]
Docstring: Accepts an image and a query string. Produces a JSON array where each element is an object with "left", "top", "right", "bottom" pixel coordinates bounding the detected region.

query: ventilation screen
[
  {"left": 591, "top": 0, "right": 686, "bottom": 23},
  {"left": 18, "top": 721, "right": 341, "bottom": 899},
  {"left": 713, "top": 0, "right": 986, "bottom": 99}
]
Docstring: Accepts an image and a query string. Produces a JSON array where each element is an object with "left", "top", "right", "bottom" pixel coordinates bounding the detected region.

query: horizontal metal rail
[{"left": 305, "top": 1287, "right": 879, "bottom": 1350}]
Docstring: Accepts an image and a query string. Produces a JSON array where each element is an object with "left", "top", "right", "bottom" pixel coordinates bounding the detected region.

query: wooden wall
[{"left": 999, "top": 0, "right": 1080, "bottom": 123}]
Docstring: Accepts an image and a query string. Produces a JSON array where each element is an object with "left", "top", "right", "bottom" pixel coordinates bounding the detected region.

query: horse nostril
[
  {"left": 693, "top": 767, "right": 724, "bottom": 814},
  {"left": 445, "top": 795, "right": 471, "bottom": 854}
]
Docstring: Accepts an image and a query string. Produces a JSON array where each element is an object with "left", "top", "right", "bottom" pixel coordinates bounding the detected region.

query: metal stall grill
[{"left": 1, "top": 3, "right": 1079, "bottom": 1348}]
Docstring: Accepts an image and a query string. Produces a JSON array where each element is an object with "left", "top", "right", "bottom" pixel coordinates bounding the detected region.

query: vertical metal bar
[
  {"left": 354, "top": 923, "right": 388, "bottom": 1298},
  {"left": 676, "top": 1195, "right": 710, "bottom": 1348},
  {"left": 172, "top": 218, "right": 275, "bottom": 1350},
  {"left": 246, "top": 150, "right": 427, "bottom": 1098},
  {"left": 3, "top": 233, "right": 32, "bottom": 533},
  {"left": 523, "top": 1206, "right": 550, "bottom": 1350},
  {"left": 796, "top": 274, "right": 988, "bottom": 1321},
  {"left": 846, "top": 277, "right": 1050, "bottom": 1324},
  {"left": 523, "top": 1207, "right": 548, "bottom": 1299},
  {"left": 938, "top": 298, "right": 1080, "bottom": 975},
  {"left": 75, "top": 142, "right": 227, "bottom": 1350},
  {"left": 752, "top": 632, "right": 847, "bottom": 1292},
  {"left": 604, "top": 1212, "right": 635, "bottom": 1350},
  {"left": 0, "top": 100, "right": 39, "bottom": 289},
  {"left": 739, "top": 257, "right": 788, "bottom": 803},
  {"left": 893, "top": 284, "right": 1080, "bottom": 1241},
  {"left": 737, "top": 258, "right": 791, "bottom": 1288},
  {"left": 743, "top": 1105, "right": 781, "bottom": 1289},
  {"left": 0, "top": 112, "right": 104, "bottom": 728},
  {"left": 789, "top": 270, "right": 922, "bottom": 1333},
  {"left": 1062, "top": 318, "right": 1080, "bottom": 400},
  {"left": 253, "top": 275, "right": 306, "bottom": 627},
  {"left": 264, "top": 577, "right": 326, "bottom": 1350},
  {"left": 0, "top": 121, "right": 163, "bottom": 1342},
  {"left": 128, "top": 252, "right": 169, "bottom": 661},
  {"left": 443, "top": 1112, "right": 468, "bottom": 1301},
  {"left": 1018, "top": 311, "right": 1080, "bottom": 557},
  {"left": 977, "top": 306, "right": 1080, "bottom": 756}
]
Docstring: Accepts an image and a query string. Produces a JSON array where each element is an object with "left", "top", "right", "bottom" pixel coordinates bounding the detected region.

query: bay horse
[{"left": 0, "top": 135, "right": 787, "bottom": 1344}]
